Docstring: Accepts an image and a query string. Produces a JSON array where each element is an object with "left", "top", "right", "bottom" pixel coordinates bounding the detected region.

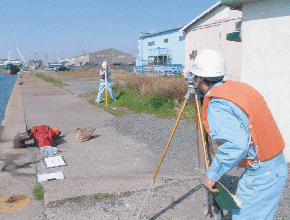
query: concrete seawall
[{"left": 1, "top": 75, "right": 26, "bottom": 141}]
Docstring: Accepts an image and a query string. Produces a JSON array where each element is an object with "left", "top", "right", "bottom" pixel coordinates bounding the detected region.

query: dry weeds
[
  {"left": 37, "top": 68, "right": 135, "bottom": 82},
  {"left": 128, "top": 75, "right": 188, "bottom": 102}
]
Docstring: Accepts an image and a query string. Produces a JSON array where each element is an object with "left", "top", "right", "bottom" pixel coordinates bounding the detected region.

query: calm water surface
[{"left": 0, "top": 73, "right": 18, "bottom": 125}]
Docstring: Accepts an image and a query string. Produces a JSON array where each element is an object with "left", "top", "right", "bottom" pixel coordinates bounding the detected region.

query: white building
[
  {"left": 222, "top": 0, "right": 290, "bottom": 162},
  {"left": 181, "top": 1, "right": 242, "bottom": 81}
]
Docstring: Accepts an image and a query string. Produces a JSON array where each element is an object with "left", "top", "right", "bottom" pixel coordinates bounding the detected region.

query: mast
[{"left": 8, "top": 48, "right": 12, "bottom": 61}]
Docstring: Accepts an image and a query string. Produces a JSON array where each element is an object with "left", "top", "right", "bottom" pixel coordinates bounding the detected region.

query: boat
[
  {"left": 1, "top": 48, "right": 22, "bottom": 75},
  {"left": 1, "top": 62, "right": 22, "bottom": 75}
]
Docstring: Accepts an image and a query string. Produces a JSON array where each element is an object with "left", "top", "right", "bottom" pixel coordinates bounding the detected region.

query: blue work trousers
[
  {"left": 233, "top": 153, "right": 288, "bottom": 220},
  {"left": 96, "top": 80, "right": 116, "bottom": 102}
]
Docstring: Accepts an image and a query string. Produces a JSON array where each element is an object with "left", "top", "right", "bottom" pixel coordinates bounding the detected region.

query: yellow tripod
[{"left": 135, "top": 78, "right": 218, "bottom": 219}]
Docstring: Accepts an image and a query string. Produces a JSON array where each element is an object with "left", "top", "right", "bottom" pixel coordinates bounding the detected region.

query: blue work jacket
[{"left": 205, "top": 82, "right": 284, "bottom": 181}]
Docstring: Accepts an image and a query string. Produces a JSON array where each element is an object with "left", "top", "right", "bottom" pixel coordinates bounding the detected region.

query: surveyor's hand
[{"left": 203, "top": 176, "right": 219, "bottom": 193}]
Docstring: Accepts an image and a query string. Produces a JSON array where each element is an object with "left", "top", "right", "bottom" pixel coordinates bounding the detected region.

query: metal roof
[
  {"left": 180, "top": 1, "right": 221, "bottom": 32},
  {"left": 139, "top": 25, "right": 185, "bottom": 38}
]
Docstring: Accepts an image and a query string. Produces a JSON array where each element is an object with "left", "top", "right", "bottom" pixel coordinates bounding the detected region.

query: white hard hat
[
  {"left": 102, "top": 61, "right": 107, "bottom": 68},
  {"left": 190, "top": 49, "right": 227, "bottom": 77}
]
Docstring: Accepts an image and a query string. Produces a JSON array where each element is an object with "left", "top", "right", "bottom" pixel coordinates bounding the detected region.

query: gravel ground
[
  {"left": 62, "top": 81, "right": 99, "bottom": 96},
  {"left": 44, "top": 113, "right": 290, "bottom": 219},
  {"left": 107, "top": 114, "right": 290, "bottom": 220}
]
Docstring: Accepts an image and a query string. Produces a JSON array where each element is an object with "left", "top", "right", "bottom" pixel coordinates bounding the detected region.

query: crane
[{"left": 15, "top": 45, "right": 28, "bottom": 69}]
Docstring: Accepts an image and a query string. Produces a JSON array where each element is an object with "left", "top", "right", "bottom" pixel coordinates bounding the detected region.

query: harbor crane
[{"left": 15, "top": 45, "right": 28, "bottom": 69}]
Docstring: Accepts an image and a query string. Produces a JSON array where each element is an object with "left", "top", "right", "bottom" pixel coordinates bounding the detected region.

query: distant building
[
  {"left": 181, "top": 1, "right": 242, "bottom": 81},
  {"left": 0, "top": 59, "right": 8, "bottom": 64},
  {"left": 136, "top": 26, "right": 185, "bottom": 74},
  {"left": 222, "top": 0, "right": 290, "bottom": 162},
  {"left": 28, "top": 59, "right": 42, "bottom": 69},
  {"left": 68, "top": 48, "right": 134, "bottom": 66},
  {"left": 58, "top": 58, "right": 70, "bottom": 66}
]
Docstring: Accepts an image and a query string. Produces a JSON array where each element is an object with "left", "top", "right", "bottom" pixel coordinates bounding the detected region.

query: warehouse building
[{"left": 68, "top": 48, "right": 134, "bottom": 66}]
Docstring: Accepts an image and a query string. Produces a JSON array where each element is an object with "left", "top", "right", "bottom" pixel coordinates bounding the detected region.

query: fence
[
  {"left": 70, "top": 66, "right": 97, "bottom": 71},
  {"left": 136, "top": 64, "right": 184, "bottom": 76},
  {"left": 109, "top": 64, "right": 135, "bottom": 72}
]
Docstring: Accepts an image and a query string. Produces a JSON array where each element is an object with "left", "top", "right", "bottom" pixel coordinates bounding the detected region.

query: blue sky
[{"left": 1, "top": 0, "right": 218, "bottom": 63}]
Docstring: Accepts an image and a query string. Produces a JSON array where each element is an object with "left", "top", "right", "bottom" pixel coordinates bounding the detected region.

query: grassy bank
[
  {"left": 89, "top": 74, "right": 196, "bottom": 122},
  {"left": 36, "top": 73, "right": 69, "bottom": 87}
]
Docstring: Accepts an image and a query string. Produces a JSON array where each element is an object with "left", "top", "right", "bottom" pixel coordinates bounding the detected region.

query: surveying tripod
[{"left": 135, "top": 75, "right": 222, "bottom": 220}]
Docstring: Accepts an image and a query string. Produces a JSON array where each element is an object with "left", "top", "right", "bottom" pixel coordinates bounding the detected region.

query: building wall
[
  {"left": 184, "top": 6, "right": 242, "bottom": 81},
  {"left": 139, "top": 29, "right": 185, "bottom": 66},
  {"left": 89, "top": 48, "right": 134, "bottom": 65},
  {"left": 241, "top": 0, "right": 290, "bottom": 161},
  {"left": 28, "top": 59, "right": 42, "bottom": 68},
  {"left": 68, "top": 54, "right": 89, "bottom": 66},
  {"left": 69, "top": 49, "right": 134, "bottom": 66}
]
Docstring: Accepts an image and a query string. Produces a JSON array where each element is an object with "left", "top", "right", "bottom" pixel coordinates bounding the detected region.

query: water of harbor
[{"left": 0, "top": 73, "right": 18, "bottom": 125}]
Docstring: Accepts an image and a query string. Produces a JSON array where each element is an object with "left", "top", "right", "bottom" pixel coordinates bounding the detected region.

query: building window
[
  {"left": 164, "top": 38, "right": 168, "bottom": 43},
  {"left": 148, "top": 41, "right": 155, "bottom": 46},
  {"left": 179, "top": 36, "right": 185, "bottom": 41}
]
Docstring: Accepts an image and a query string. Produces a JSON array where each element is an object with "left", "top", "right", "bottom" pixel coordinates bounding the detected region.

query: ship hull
[{"left": 1, "top": 64, "right": 21, "bottom": 75}]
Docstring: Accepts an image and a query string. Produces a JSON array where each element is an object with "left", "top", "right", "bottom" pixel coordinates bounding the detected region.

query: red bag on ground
[
  {"left": 32, "top": 125, "right": 60, "bottom": 148},
  {"left": 32, "top": 125, "right": 49, "bottom": 135},
  {"left": 34, "top": 130, "right": 55, "bottom": 148}
]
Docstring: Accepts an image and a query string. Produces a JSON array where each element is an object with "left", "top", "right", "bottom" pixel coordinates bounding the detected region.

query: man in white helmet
[
  {"left": 96, "top": 61, "right": 116, "bottom": 103},
  {"left": 191, "top": 49, "right": 288, "bottom": 219}
]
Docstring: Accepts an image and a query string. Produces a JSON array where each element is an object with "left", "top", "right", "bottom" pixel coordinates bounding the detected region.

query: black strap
[{"left": 45, "top": 133, "right": 54, "bottom": 147}]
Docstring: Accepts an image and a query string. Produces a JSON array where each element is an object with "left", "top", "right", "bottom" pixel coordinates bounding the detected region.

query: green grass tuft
[
  {"left": 92, "top": 193, "right": 115, "bottom": 200},
  {"left": 33, "top": 184, "right": 44, "bottom": 200}
]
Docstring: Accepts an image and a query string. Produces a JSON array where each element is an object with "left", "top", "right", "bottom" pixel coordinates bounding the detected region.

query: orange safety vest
[
  {"left": 100, "top": 68, "right": 109, "bottom": 80},
  {"left": 202, "top": 80, "right": 285, "bottom": 166}
]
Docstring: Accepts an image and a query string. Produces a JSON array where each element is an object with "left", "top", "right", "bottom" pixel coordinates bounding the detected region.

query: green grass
[
  {"left": 36, "top": 73, "right": 69, "bottom": 87},
  {"left": 89, "top": 88, "right": 196, "bottom": 122},
  {"left": 92, "top": 193, "right": 115, "bottom": 200},
  {"left": 88, "top": 99, "right": 126, "bottom": 117},
  {"left": 57, "top": 199, "right": 66, "bottom": 204},
  {"left": 33, "top": 184, "right": 44, "bottom": 200}
]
